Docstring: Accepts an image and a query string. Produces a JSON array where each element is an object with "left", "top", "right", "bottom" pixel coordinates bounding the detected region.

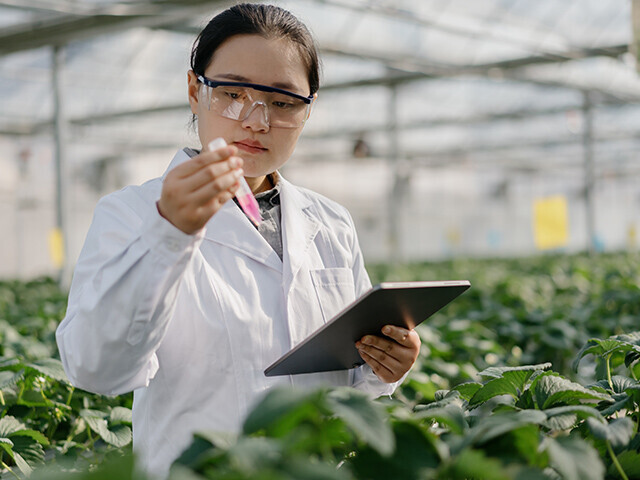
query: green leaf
[
  {"left": 545, "top": 435, "right": 604, "bottom": 480},
  {"left": 591, "top": 376, "right": 637, "bottom": 394},
  {"left": 573, "top": 333, "right": 640, "bottom": 371},
  {"left": 0, "top": 369, "right": 24, "bottom": 390},
  {"left": 599, "top": 393, "right": 632, "bottom": 417},
  {"left": 478, "top": 363, "right": 552, "bottom": 379},
  {"left": 469, "top": 369, "right": 538, "bottom": 407},
  {"left": 624, "top": 350, "right": 640, "bottom": 368},
  {"left": 26, "top": 358, "right": 70, "bottom": 384},
  {"left": 0, "top": 416, "right": 26, "bottom": 437},
  {"left": 348, "top": 420, "right": 442, "bottom": 480},
  {"left": 610, "top": 376, "right": 637, "bottom": 393},
  {"left": 533, "top": 374, "right": 611, "bottom": 409},
  {"left": 173, "top": 433, "right": 217, "bottom": 470},
  {"left": 440, "top": 448, "right": 511, "bottom": 480},
  {"left": 515, "top": 389, "right": 535, "bottom": 410},
  {"left": 226, "top": 437, "right": 282, "bottom": 474},
  {"left": 9, "top": 429, "right": 50, "bottom": 446},
  {"left": 613, "top": 450, "right": 640, "bottom": 479},
  {"left": 18, "top": 390, "right": 54, "bottom": 407},
  {"left": 242, "top": 388, "right": 324, "bottom": 436},
  {"left": 586, "top": 417, "right": 634, "bottom": 449},
  {"left": 0, "top": 437, "right": 14, "bottom": 447},
  {"left": 110, "top": 407, "right": 133, "bottom": 425},
  {"left": 10, "top": 436, "right": 45, "bottom": 469},
  {"left": 81, "top": 409, "right": 132, "bottom": 448},
  {"left": 283, "top": 456, "right": 353, "bottom": 480},
  {"left": 414, "top": 403, "right": 467, "bottom": 435},
  {"left": 0, "top": 357, "right": 21, "bottom": 369},
  {"left": 451, "top": 382, "right": 482, "bottom": 401},
  {"left": 12, "top": 450, "right": 33, "bottom": 477},
  {"left": 469, "top": 410, "right": 547, "bottom": 445},
  {"left": 542, "top": 405, "right": 603, "bottom": 431},
  {"left": 327, "top": 387, "right": 394, "bottom": 456}
]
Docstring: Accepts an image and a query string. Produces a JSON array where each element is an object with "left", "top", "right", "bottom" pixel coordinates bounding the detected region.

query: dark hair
[{"left": 190, "top": 3, "right": 320, "bottom": 95}]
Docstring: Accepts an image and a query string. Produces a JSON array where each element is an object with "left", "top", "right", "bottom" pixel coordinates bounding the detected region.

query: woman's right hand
[{"left": 157, "top": 145, "right": 244, "bottom": 234}]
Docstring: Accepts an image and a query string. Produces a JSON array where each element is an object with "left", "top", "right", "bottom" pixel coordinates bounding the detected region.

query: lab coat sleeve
[
  {"left": 343, "top": 211, "right": 403, "bottom": 398},
  {"left": 56, "top": 192, "right": 203, "bottom": 396}
]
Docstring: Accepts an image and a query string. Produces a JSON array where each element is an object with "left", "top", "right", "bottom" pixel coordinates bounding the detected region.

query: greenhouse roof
[
  {"left": 1, "top": 1, "right": 638, "bottom": 152},
  {"left": 1, "top": 0, "right": 640, "bottom": 276}
]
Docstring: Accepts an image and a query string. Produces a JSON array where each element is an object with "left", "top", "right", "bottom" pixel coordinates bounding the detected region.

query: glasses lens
[
  {"left": 205, "top": 84, "right": 310, "bottom": 127},
  {"left": 263, "top": 91, "right": 309, "bottom": 127}
]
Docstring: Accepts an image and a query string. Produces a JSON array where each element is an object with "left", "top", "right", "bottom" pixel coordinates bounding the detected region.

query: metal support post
[
  {"left": 387, "top": 83, "right": 402, "bottom": 262},
  {"left": 582, "top": 91, "right": 596, "bottom": 254},
  {"left": 52, "top": 45, "right": 70, "bottom": 287}
]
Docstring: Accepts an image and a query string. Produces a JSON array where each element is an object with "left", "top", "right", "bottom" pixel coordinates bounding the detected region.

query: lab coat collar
[
  {"left": 161, "top": 150, "right": 321, "bottom": 280},
  {"left": 161, "top": 149, "right": 282, "bottom": 272},
  {"left": 204, "top": 200, "right": 283, "bottom": 272},
  {"left": 279, "top": 177, "right": 321, "bottom": 293},
  {"left": 203, "top": 176, "right": 321, "bottom": 283},
  {"left": 161, "top": 148, "right": 191, "bottom": 181}
]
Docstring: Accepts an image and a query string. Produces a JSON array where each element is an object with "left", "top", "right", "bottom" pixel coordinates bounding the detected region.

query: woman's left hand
[{"left": 356, "top": 325, "right": 421, "bottom": 383}]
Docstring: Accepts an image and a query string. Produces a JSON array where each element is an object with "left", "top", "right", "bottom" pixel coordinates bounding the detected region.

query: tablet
[{"left": 264, "top": 280, "right": 470, "bottom": 376}]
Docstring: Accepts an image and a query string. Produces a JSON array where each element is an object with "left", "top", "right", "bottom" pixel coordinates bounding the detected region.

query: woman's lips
[{"left": 234, "top": 140, "right": 267, "bottom": 154}]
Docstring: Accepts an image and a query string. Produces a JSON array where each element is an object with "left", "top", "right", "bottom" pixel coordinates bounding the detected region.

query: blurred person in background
[{"left": 55, "top": 3, "right": 420, "bottom": 477}]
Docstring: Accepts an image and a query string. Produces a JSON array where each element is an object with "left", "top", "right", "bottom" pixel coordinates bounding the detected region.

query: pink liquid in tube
[{"left": 208, "top": 138, "right": 262, "bottom": 226}]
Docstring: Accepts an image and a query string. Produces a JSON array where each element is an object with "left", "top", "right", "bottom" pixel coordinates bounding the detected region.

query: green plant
[
  {"left": 367, "top": 253, "right": 640, "bottom": 402},
  {"left": 2, "top": 251, "right": 639, "bottom": 479},
  {"left": 168, "top": 330, "right": 640, "bottom": 480},
  {"left": 0, "top": 279, "right": 133, "bottom": 478}
]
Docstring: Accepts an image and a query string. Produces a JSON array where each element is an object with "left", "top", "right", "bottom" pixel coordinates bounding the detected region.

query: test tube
[{"left": 208, "top": 138, "right": 262, "bottom": 226}]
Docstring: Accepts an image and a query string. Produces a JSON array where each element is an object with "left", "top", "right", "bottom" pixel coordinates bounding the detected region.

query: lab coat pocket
[{"left": 310, "top": 268, "right": 356, "bottom": 323}]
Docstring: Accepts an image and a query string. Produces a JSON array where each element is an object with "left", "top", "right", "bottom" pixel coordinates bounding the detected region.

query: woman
[{"left": 56, "top": 4, "right": 420, "bottom": 477}]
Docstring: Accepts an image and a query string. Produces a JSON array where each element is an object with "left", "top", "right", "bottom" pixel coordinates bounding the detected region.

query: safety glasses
[{"left": 197, "top": 75, "right": 314, "bottom": 128}]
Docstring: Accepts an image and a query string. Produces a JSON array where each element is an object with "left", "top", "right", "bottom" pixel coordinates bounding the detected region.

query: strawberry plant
[
  {"left": 1, "top": 251, "right": 639, "bottom": 479},
  {"left": 165, "top": 330, "right": 640, "bottom": 480},
  {"left": 0, "top": 279, "right": 133, "bottom": 478},
  {"left": 368, "top": 253, "right": 640, "bottom": 402}
]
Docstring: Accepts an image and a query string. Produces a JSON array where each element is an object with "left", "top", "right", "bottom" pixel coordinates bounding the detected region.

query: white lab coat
[{"left": 56, "top": 149, "right": 398, "bottom": 478}]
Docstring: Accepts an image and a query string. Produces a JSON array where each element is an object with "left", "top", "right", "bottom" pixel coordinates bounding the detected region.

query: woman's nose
[{"left": 241, "top": 102, "right": 270, "bottom": 132}]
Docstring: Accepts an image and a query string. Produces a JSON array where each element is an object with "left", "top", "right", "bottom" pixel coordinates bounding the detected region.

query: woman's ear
[{"left": 187, "top": 70, "right": 200, "bottom": 115}]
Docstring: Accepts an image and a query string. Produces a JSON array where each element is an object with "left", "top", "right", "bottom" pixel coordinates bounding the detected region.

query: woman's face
[{"left": 187, "top": 34, "right": 314, "bottom": 190}]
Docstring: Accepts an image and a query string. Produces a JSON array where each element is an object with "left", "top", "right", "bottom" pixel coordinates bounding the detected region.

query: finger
[
  {"left": 381, "top": 325, "right": 417, "bottom": 348},
  {"left": 356, "top": 339, "right": 404, "bottom": 370},
  {"left": 172, "top": 146, "right": 237, "bottom": 178},
  {"left": 181, "top": 156, "right": 243, "bottom": 193},
  {"left": 356, "top": 335, "right": 403, "bottom": 362},
  {"left": 189, "top": 168, "right": 243, "bottom": 206},
  {"left": 359, "top": 350, "right": 395, "bottom": 383},
  {"left": 194, "top": 187, "right": 237, "bottom": 220}
]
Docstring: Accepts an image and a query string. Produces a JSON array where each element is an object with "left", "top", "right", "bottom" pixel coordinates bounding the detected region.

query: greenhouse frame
[{"left": 1, "top": 0, "right": 639, "bottom": 283}]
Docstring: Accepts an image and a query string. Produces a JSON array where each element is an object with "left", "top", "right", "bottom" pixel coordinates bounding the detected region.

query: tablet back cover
[{"left": 264, "top": 280, "right": 470, "bottom": 376}]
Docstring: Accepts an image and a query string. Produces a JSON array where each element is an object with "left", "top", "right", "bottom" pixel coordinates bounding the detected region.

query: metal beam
[
  {"left": 0, "top": 0, "right": 228, "bottom": 55},
  {"left": 160, "top": 21, "right": 629, "bottom": 81},
  {"left": 293, "top": 131, "right": 640, "bottom": 166},
  {"left": 2, "top": 95, "right": 638, "bottom": 140},
  {"left": 320, "top": 43, "right": 628, "bottom": 80},
  {"left": 308, "top": 0, "right": 593, "bottom": 62},
  {"left": 0, "top": 0, "right": 96, "bottom": 15}
]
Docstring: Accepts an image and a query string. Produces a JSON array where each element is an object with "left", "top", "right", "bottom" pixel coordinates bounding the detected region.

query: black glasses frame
[{"left": 196, "top": 75, "right": 314, "bottom": 104}]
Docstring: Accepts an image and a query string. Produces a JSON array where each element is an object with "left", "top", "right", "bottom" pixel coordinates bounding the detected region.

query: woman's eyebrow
[{"left": 213, "top": 73, "right": 298, "bottom": 92}]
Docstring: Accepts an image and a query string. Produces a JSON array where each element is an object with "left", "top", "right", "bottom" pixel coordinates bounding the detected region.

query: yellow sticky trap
[
  {"left": 628, "top": 225, "right": 637, "bottom": 249},
  {"left": 48, "top": 228, "right": 65, "bottom": 268},
  {"left": 533, "top": 195, "right": 569, "bottom": 250}
]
